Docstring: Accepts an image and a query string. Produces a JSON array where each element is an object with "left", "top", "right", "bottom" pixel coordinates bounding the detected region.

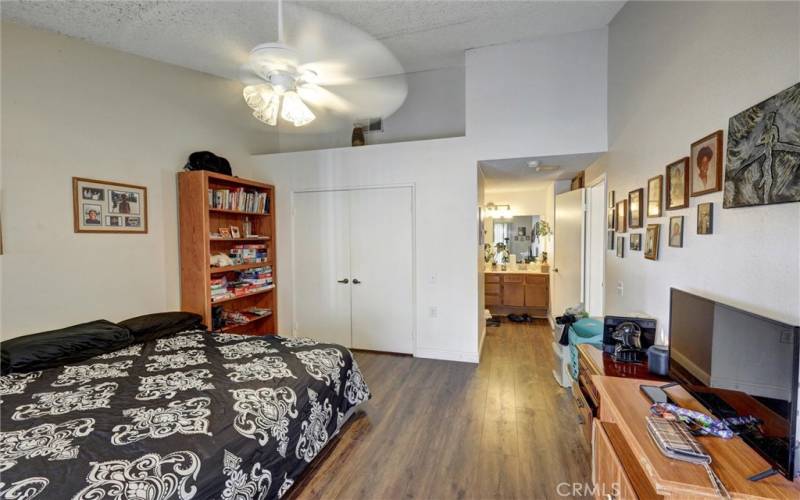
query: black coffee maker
[{"left": 602, "top": 316, "right": 657, "bottom": 363}]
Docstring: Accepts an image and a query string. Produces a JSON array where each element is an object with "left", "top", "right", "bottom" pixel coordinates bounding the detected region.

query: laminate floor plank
[{"left": 288, "top": 320, "right": 591, "bottom": 500}]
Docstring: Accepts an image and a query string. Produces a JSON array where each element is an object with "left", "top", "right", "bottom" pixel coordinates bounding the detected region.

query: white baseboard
[
  {"left": 415, "top": 348, "right": 480, "bottom": 364},
  {"left": 478, "top": 325, "right": 487, "bottom": 362}
]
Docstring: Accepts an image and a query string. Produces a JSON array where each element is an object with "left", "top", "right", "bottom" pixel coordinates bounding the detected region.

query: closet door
[
  {"left": 349, "top": 187, "right": 413, "bottom": 354},
  {"left": 293, "top": 191, "right": 352, "bottom": 346}
]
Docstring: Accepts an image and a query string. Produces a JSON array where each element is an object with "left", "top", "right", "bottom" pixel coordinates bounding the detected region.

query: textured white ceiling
[
  {"left": 1, "top": 1, "right": 624, "bottom": 77},
  {"left": 480, "top": 152, "right": 602, "bottom": 192}
]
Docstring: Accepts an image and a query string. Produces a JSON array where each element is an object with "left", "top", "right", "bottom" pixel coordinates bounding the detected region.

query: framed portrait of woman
[
  {"left": 644, "top": 224, "right": 660, "bottom": 260},
  {"left": 691, "top": 130, "right": 723, "bottom": 197},
  {"left": 666, "top": 158, "right": 690, "bottom": 210}
]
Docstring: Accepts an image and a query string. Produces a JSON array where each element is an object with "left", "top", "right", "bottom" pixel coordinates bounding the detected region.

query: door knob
[
  {"left": 352, "top": 279, "right": 362, "bottom": 284},
  {"left": 337, "top": 279, "right": 349, "bottom": 284},
  {"left": 553, "top": 268, "right": 559, "bottom": 273}
]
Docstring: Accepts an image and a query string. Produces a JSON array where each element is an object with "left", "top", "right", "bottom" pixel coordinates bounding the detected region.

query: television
[{"left": 669, "top": 288, "right": 800, "bottom": 480}]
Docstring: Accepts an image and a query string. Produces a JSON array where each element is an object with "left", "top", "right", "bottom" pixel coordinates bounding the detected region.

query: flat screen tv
[{"left": 669, "top": 288, "right": 799, "bottom": 480}]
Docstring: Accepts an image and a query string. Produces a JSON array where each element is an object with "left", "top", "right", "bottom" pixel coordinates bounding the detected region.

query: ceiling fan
[{"left": 239, "top": 0, "right": 408, "bottom": 130}]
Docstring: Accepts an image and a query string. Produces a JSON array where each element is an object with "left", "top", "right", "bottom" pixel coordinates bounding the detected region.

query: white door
[
  {"left": 292, "top": 191, "right": 352, "bottom": 346},
  {"left": 552, "top": 188, "right": 585, "bottom": 319},
  {"left": 585, "top": 179, "right": 606, "bottom": 317},
  {"left": 349, "top": 187, "right": 414, "bottom": 353}
]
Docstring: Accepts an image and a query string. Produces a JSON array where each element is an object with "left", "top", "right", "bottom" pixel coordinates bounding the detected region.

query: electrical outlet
[
  {"left": 429, "top": 306, "right": 438, "bottom": 318},
  {"left": 617, "top": 281, "right": 624, "bottom": 297}
]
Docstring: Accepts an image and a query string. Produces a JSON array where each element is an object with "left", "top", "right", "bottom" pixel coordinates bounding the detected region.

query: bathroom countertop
[{"left": 484, "top": 267, "right": 550, "bottom": 275}]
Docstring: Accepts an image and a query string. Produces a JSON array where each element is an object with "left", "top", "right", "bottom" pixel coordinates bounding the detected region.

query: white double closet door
[{"left": 293, "top": 187, "right": 413, "bottom": 354}]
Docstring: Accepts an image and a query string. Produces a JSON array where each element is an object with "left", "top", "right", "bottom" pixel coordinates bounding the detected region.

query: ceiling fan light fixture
[
  {"left": 253, "top": 94, "right": 280, "bottom": 126},
  {"left": 281, "top": 91, "right": 316, "bottom": 127}
]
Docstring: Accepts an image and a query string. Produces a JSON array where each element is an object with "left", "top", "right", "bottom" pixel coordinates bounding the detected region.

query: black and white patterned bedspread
[{"left": 0, "top": 331, "right": 371, "bottom": 500}]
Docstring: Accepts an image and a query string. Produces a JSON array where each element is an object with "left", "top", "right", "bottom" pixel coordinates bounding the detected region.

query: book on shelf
[
  {"left": 209, "top": 266, "right": 274, "bottom": 302},
  {"left": 208, "top": 187, "right": 270, "bottom": 214}
]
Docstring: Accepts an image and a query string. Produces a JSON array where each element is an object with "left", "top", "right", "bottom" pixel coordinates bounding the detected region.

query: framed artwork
[
  {"left": 219, "top": 227, "right": 232, "bottom": 238},
  {"left": 647, "top": 175, "right": 663, "bottom": 217},
  {"left": 630, "top": 233, "right": 641, "bottom": 251},
  {"left": 607, "top": 230, "right": 615, "bottom": 250},
  {"left": 73, "top": 177, "right": 148, "bottom": 233},
  {"left": 608, "top": 191, "right": 616, "bottom": 229},
  {"left": 230, "top": 226, "right": 241, "bottom": 238},
  {"left": 615, "top": 199, "right": 627, "bottom": 233},
  {"left": 669, "top": 216, "right": 684, "bottom": 248},
  {"left": 724, "top": 82, "right": 800, "bottom": 208},
  {"left": 628, "top": 188, "right": 644, "bottom": 228},
  {"left": 691, "top": 130, "right": 723, "bottom": 197},
  {"left": 644, "top": 224, "right": 660, "bottom": 260},
  {"left": 616, "top": 236, "right": 624, "bottom": 258},
  {"left": 697, "top": 203, "right": 713, "bottom": 235},
  {"left": 666, "top": 158, "right": 690, "bottom": 210}
]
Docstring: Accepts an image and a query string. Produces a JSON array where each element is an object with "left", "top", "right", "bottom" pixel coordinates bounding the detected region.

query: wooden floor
[{"left": 289, "top": 320, "right": 592, "bottom": 500}]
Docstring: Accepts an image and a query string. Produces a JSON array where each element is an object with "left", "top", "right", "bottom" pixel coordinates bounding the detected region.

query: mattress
[{"left": 0, "top": 330, "right": 371, "bottom": 499}]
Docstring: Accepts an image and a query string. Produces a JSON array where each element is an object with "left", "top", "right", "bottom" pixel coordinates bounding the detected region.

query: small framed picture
[
  {"left": 630, "top": 233, "right": 642, "bottom": 251},
  {"left": 615, "top": 199, "right": 627, "bottom": 233},
  {"left": 697, "top": 203, "right": 713, "bottom": 235},
  {"left": 616, "top": 236, "right": 624, "bottom": 258},
  {"left": 608, "top": 190, "right": 615, "bottom": 209},
  {"left": 666, "top": 158, "right": 690, "bottom": 210},
  {"left": 669, "top": 216, "right": 684, "bottom": 248},
  {"left": 230, "top": 226, "right": 241, "bottom": 238},
  {"left": 607, "top": 230, "right": 615, "bottom": 250},
  {"left": 219, "top": 227, "right": 232, "bottom": 238},
  {"left": 73, "top": 177, "right": 148, "bottom": 233},
  {"left": 608, "top": 206, "right": 616, "bottom": 230},
  {"left": 691, "top": 130, "right": 723, "bottom": 197},
  {"left": 647, "top": 175, "right": 663, "bottom": 218},
  {"left": 645, "top": 224, "right": 660, "bottom": 260},
  {"left": 628, "top": 188, "right": 644, "bottom": 229}
]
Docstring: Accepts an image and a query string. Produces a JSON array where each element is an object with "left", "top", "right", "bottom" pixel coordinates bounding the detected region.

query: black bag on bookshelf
[{"left": 184, "top": 151, "right": 232, "bottom": 176}]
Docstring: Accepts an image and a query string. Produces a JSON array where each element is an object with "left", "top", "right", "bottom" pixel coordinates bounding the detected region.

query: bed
[{"left": 0, "top": 329, "right": 370, "bottom": 499}]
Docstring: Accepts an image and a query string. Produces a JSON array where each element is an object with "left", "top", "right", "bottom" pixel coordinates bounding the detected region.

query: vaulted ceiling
[{"left": 2, "top": 1, "right": 624, "bottom": 77}]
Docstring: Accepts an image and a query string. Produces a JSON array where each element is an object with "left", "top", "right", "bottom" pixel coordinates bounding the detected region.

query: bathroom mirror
[{"left": 491, "top": 215, "right": 541, "bottom": 263}]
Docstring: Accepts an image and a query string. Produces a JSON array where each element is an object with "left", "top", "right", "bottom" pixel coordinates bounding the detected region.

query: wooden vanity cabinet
[{"left": 484, "top": 272, "right": 549, "bottom": 317}]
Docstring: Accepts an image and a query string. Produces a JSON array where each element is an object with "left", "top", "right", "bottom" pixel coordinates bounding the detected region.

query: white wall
[
  {"left": 466, "top": 28, "right": 608, "bottom": 159},
  {"left": 253, "top": 138, "right": 480, "bottom": 362},
  {"left": 586, "top": 1, "right": 800, "bottom": 334},
  {"left": 477, "top": 168, "right": 486, "bottom": 355},
  {"left": 270, "top": 67, "right": 466, "bottom": 153},
  {"left": 253, "top": 30, "right": 609, "bottom": 362},
  {"left": 0, "top": 22, "right": 277, "bottom": 339}
]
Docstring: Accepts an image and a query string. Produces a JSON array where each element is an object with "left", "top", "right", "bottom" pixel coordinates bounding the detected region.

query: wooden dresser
[
  {"left": 591, "top": 376, "right": 800, "bottom": 499},
  {"left": 485, "top": 271, "right": 549, "bottom": 318}
]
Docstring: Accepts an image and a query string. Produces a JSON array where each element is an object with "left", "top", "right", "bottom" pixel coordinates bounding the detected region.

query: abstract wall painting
[{"left": 724, "top": 82, "right": 800, "bottom": 208}]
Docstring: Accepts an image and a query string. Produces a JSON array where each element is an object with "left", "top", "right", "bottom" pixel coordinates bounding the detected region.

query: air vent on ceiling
[{"left": 354, "top": 117, "right": 383, "bottom": 134}]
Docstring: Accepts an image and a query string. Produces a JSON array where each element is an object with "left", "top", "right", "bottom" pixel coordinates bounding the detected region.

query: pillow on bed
[
  {"left": 119, "top": 311, "right": 204, "bottom": 343},
  {"left": 0, "top": 320, "right": 133, "bottom": 375}
]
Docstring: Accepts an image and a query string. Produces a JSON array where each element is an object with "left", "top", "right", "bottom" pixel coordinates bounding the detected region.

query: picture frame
[
  {"left": 73, "top": 177, "right": 148, "bottom": 233},
  {"left": 666, "top": 158, "right": 690, "bottom": 210},
  {"left": 608, "top": 191, "right": 616, "bottom": 229},
  {"left": 669, "top": 216, "right": 684, "bottom": 248},
  {"left": 607, "top": 230, "right": 615, "bottom": 250},
  {"left": 691, "top": 130, "right": 723, "bottom": 197},
  {"left": 230, "top": 226, "right": 241, "bottom": 238},
  {"left": 628, "top": 188, "right": 644, "bottom": 229},
  {"left": 647, "top": 175, "right": 663, "bottom": 218},
  {"left": 615, "top": 199, "right": 627, "bottom": 233},
  {"left": 616, "top": 236, "right": 624, "bottom": 258},
  {"left": 724, "top": 82, "right": 800, "bottom": 208},
  {"left": 218, "top": 227, "right": 232, "bottom": 239},
  {"left": 697, "top": 203, "right": 713, "bottom": 235},
  {"left": 644, "top": 224, "right": 660, "bottom": 260},
  {"left": 630, "top": 233, "right": 641, "bottom": 251}
]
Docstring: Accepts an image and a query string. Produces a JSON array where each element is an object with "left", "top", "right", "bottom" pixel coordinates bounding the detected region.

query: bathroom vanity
[{"left": 484, "top": 268, "right": 549, "bottom": 318}]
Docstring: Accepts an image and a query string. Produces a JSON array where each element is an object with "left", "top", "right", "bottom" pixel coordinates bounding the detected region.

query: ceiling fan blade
[
  {"left": 296, "top": 84, "right": 353, "bottom": 114},
  {"left": 283, "top": 3, "right": 406, "bottom": 84},
  {"left": 321, "top": 75, "right": 408, "bottom": 120}
]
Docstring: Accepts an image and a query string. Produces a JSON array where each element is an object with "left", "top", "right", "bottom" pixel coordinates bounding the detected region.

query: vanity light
[{"left": 485, "top": 203, "right": 512, "bottom": 219}]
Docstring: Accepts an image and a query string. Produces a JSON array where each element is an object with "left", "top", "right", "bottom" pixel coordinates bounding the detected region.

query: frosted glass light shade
[
  {"left": 280, "top": 91, "right": 316, "bottom": 127},
  {"left": 253, "top": 94, "right": 280, "bottom": 126}
]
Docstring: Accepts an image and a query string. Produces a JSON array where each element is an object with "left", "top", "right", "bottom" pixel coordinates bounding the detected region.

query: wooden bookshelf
[{"left": 178, "top": 171, "right": 277, "bottom": 335}]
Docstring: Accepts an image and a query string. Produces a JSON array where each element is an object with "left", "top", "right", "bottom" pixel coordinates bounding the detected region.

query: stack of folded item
[{"left": 210, "top": 277, "right": 232, "bottom": 302}]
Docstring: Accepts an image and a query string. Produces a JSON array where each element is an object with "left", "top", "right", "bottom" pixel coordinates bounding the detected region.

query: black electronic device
[
  {"left": 640, "top": 384, "right": 671, "bottom": 404},
  {"left": 603, "top": 315, "right": 657, "bottom": 362},
  {"left": 669, "top": 288, "right": 800, "bottom": 481}
]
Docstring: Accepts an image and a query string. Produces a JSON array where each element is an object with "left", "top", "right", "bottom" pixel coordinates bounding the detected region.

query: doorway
[{"left": 584, "top": 175, "right": 606, "bottom": 317}]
